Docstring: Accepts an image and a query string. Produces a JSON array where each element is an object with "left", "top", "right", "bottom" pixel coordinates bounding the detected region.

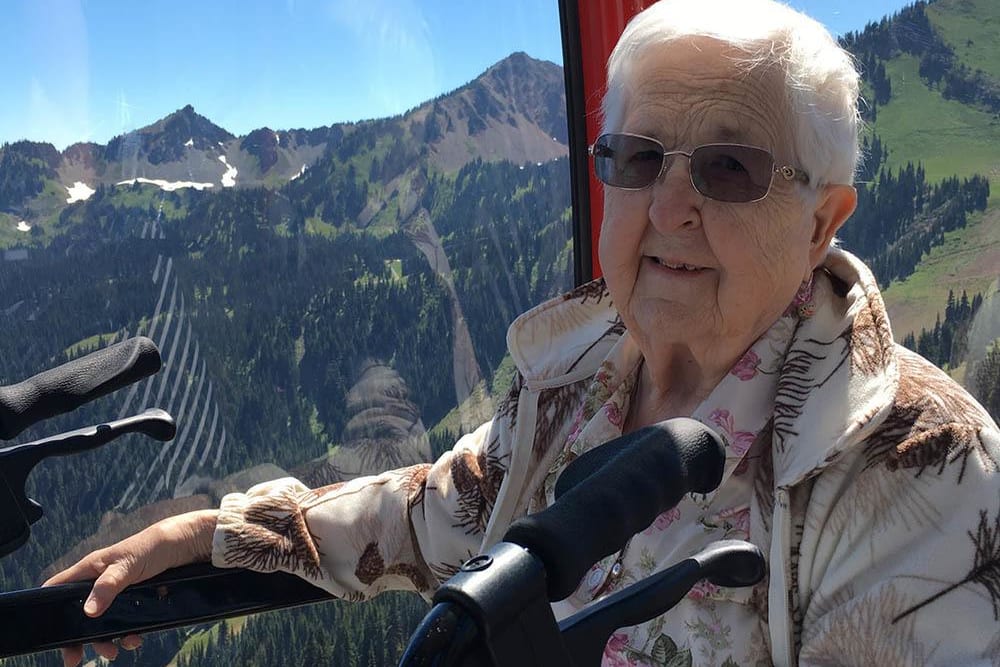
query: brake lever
[{"left": 0, "top": 409, "right": 176, "bottom": 559}]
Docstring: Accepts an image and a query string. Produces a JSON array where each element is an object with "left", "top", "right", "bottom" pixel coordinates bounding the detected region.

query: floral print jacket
[{"left": 212, "top": 249, "right": 1000, "bottom": 665}]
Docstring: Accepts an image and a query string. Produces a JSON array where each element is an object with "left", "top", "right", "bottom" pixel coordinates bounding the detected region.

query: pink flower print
[
  {"left": 604, "top": 401, "right": 625, "bottom": 427},
  {"left": 709, "top": 408, "right": 734, "bottom": 433},
  {"left": 709, "top": 409, "right": 755, "bottom": 466},
  {"left": 565, "top": 406, "right": 587, "bottom": 448},
  {"left": 687, "top": 579, "right": 720, "bottom": 601},
  {"left": 594, "top": 361, "right": 616, "bottom": 393},
  {"left": 730, "top": 349, "right": 760, "bottom": 381},
  {"left": 729, "top": 429, "right": 756, "bottom": 476},
  {"left": 792, "top": 275, "right": 814, "bottom": 305},
  {"left": 730, "top": 430, "right": 754, "bottom": 458},
  {"left": 582, "top": 362, "right": 617, "bottom": 423},
  {"left": 603, "top": 633, "right": 631, "bottom": 667},
  {"left": 643, "top": 506, "right": 681, "bottom": 535}
]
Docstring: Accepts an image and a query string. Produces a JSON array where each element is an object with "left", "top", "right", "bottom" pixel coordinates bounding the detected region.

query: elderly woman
[{"left": 49, "top": 0, "right": 1000, "bottom": 664}]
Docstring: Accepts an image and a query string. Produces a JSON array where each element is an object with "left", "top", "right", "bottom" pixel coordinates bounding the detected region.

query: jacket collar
[
  {"left": 506, "top": 279, "right": 623, "bottom": 386},
  {"left": 770, "top": 248, "right": 899, "bottom": 487}
]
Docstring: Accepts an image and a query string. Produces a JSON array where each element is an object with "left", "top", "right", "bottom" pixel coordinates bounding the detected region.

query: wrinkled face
[{"left": 599, "top": 39, "right": 820, "bottom": 359}]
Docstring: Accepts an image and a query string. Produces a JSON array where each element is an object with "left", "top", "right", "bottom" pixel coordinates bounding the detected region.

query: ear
[{"left": 808, "top": 184, "right": 857, "bottom": 269}]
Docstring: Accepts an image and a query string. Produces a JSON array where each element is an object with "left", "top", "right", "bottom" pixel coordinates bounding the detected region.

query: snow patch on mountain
[
  {"left": 66, "top": 181, "right": 96, "bottom": 203},
  {"left": 219, "top": 155, "right": 238, "bottom": 187},
  {"left": 116, "top": 177, "right": 214, "bottom": 192}
]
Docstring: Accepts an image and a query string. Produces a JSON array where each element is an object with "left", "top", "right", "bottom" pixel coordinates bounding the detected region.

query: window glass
[
  {"left": 0, "top": 2, "right": 569, "bottom": 664},
  {"left": 1, "top": 0, "right": 998, "bottom": 664},
  {"left": 820, "top": 0, "right": 1000, "bottom": 414}
]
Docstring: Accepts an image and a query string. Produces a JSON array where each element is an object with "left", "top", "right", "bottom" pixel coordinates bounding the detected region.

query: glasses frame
[{"left": 588, "top": 132, "right": 811, "bottom": 203}]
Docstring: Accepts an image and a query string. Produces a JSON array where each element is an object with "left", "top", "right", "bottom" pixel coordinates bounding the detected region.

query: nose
[{"left": 647, "top": 154, "right": 702, "bottom": 233}]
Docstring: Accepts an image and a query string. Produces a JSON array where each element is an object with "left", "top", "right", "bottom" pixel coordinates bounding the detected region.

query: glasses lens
[
  {"left": 593, "top": 134, "right": 664, "bottom": 189},
  {"left": 690, "top": 144, "right": 774, "bottom": 202}
]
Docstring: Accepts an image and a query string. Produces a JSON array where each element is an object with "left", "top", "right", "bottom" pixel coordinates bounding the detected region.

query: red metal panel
[{"left": 576, "top": 1, "right": 655, "bottom": 278}]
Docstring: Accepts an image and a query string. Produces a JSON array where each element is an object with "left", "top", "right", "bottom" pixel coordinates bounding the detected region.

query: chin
[{"left": 628, "top": 312, "right": 691, "bottom": 345}]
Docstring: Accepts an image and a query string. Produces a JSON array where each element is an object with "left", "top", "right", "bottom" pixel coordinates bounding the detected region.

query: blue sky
[{"left": 3, "top": 0, "right": 916, "bottom": 149}]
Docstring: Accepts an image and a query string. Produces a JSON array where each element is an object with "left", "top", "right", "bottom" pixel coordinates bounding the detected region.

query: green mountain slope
[
  {"left": 840, "top": 0, "right": 1000, "bottom": 344},
  {"left": 882, "top": 206, "right": 1000, "bottom": 342},
  {"left": 928, "top": 0, "right": 1000, "bottom": 80},
  {"left": 873, "top": 53, "right": 1000, "bottom": 191}
]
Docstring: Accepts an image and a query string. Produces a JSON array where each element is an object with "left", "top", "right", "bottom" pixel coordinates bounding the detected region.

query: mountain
[
  {"left": 0, "top": 52, "right": 567, "bottom": 242},
  {"left": 115, "top": 104, "right": 235, "bottom": 164},
  {"left": 835, "top": 0, "right": 1000, "bottom": 352},
  {"left": 416, "top": 51, "right": 568, "bottom": 172}
]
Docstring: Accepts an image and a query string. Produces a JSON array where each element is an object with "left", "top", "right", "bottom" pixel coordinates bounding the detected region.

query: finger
[
  {"left": 61, "top": 645, "right": 83, "bottom": 667},
  {"left": 93, "top": 640, "right": 118, "bottom": 661},
  {"left": 120, "top": 634, "right": 143, "bottom": 651},
  {"left": 84, "top": 560, "right": 135, "bottom": 617},
  {"left": 43, "top": 554, "right": 106, "bottom": 587}
]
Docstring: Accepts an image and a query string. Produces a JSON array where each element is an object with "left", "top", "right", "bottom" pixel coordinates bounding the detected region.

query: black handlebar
[
  {"left": 504, "top": 418, "right": 725, "bottom": 600},
  {"left": 399, "top": 539, "right": 765, "bottom": 667},
  {"left": 558, "top": 540, "right": 765, "bottom": 664},
  {"left": 0, "top": 336, "right": 161, "bottom": 441},
  {"left": 395, "top": 420, "right": 752, "bottom": 666},
  {"left": 0, "top": 564, "right": 334, "bottom": 657}
]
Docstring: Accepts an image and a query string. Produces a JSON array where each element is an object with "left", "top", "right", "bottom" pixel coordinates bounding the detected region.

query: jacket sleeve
[
  {"left": 210, "top": 408, "right": 515, "bottom": 601},
  {"left": 797, "top": 419, "right": 1000, "bottom": 666}
]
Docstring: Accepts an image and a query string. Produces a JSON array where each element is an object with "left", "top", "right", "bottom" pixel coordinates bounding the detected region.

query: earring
[{"left": 784, "top": 274, "right": 815, "bottom": 319}]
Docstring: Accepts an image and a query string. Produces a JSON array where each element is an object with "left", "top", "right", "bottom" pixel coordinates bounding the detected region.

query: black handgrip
[
  {"left": 0, "top": 337, "right": 161, "bottom": 440},
  {"left": 503, "top": 418, "right": 725, "bottom": 601}
]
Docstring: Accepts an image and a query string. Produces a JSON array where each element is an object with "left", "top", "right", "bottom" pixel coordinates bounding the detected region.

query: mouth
[{"left": 647, "top": 256, "right": 707, "bottom": 272}]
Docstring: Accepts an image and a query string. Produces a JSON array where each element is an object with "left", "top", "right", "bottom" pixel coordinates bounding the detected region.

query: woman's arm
[
  {"left": 42, "top": 415, "right": 512, "bottom": 665},
  {"left": 797, "top": 423, "right": 1000, "bottom": 665},
  {"left": 210, "top": 418, "right": 504, "bottom": 598}
]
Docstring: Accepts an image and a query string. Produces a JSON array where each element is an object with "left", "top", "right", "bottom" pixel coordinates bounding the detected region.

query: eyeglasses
[{"left": 589, "top": 133, "right": 810, "bottom": 203}]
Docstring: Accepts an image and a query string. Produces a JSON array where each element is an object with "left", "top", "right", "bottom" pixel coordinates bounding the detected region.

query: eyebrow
[
  {"left": 626, "top": 119, "right": 761, "bottom": 149},
  {"left": 714, "top": 125, "right": 747, "bottom": 143}
]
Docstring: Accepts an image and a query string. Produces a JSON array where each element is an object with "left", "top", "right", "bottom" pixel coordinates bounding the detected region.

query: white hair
[{"left": 602, "top": 0, "right": 861, "bottom": 186}]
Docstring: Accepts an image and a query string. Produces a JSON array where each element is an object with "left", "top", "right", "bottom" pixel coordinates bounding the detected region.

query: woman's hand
[{"left": 42, "top": 509, "right": 218, "bottom": 666}]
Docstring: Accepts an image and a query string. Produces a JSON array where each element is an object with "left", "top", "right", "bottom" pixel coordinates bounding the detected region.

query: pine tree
[
  {"left": 217, "top": 620, "right": 229, "bottom": 649},
  {"left": 973, "top": 344, "right": 1000, "bottom": 424}
]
